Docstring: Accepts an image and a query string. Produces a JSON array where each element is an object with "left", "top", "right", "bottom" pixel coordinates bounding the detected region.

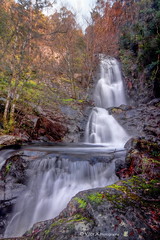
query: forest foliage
[
  {"left": 0, "top": 0, "right": 159, "bottom": 133},
  {"left": 119, "top": 0, "right": 160, "bottom": 99},
  {"left": 0, "top": 0, "right": 91, "bottom": 132}
]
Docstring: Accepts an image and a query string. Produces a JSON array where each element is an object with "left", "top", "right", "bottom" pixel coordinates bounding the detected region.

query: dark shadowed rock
[
  {"left": 32, "top": 117, "right": 67, "bottom": 142},
  {"left": 0, "top": 155, "right": 30, "bottom": 236},
  {"left": 109, "top": 98, "right": 160, "bottom": 143},
  {"left": 121, "top": 139, "right": 160, "bottom": 179}
]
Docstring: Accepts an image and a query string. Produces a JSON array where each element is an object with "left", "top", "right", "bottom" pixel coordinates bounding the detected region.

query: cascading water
[
  {"left": 4, "top": 149, "right": 119, "bottom": 237},
  {"left": 4, "top": 56, "right": 129, "bottom": 238},
  {"left": 94, "top": 57, "right": 126, "bottom": 108},
  {"left": 85, "top": 56, "right": 129, "bottom": 147}
]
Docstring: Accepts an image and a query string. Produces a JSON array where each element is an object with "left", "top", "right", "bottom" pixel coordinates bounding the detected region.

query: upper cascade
[
  {"left": 94, "top": 57, "right": 126, "bottom": 108},
  {"left": 85, "top": 56, "right": 129, "bottom": 146}
]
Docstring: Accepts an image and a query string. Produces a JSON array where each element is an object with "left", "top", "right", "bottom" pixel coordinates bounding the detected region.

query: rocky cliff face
[
  {"left": 122, "top": 63, "right": 156, "bottom": 105},
  {"left": 120, "top": 47, "right": 160, "bottom": 105},
  {"left": 109, "top": 98, "right": 160, "bottom": 144},
  {"left": 0, "top": 100, "right": 89, "bottom": 146}
]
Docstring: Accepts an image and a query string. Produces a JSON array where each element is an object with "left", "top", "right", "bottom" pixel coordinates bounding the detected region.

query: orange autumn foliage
[{"left": 86, "top": 0, "right": 139, "bottom": 56}]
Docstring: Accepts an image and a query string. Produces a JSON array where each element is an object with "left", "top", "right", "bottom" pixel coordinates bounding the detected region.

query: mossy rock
[
  {"left": 111, "top": 107, "right": 124, "bottom": 114},
  {"left": 23, "top": 175, "right": 160, "bottom": 240},
  {"left": 122, "top": 139, "right": 160, "bottom": 179}
]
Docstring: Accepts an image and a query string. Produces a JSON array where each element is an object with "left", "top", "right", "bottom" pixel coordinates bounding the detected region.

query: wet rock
[
  {"left": 110, "top": 98, "right": 160, "bottom": 143},
  {"left": 4, "top": 101, "right": 88, "bottom": 144},
  {"left": 23, "top": 176, "right": 160, "bottom": 240},
  {"left": 29, "top": 102, "right": 88, "bottom": 143},
  {"left": 0, "top": 198, "right": 14, "bottom": 236},
  {"left": 61, "top": 103, "right": 89, "bottom": 143},
  {"left": 119, "top": 139, "right": 160, "bottom": 179},
  {"left": 0, "top": 154, "right": 30, "bottom": 236},
  {"left": 124, "top": 138, "right": 138, "bottom": 150},
  {"left": 147, "top": 98, "right": 160, "bottom": 106},
  {"left": 115, "top": 158, "right": 127, "bottom": 178}
]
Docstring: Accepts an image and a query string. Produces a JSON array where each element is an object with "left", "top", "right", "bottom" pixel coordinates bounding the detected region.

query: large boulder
[
  {"left": 118, "top": 138, "right": 160, "bottom": 179},
  {"left": 32, "top": 116, "right": 68, "bottom": 142},
  {"left": 23, "top": 175, "right": 159, "bottom": 240}
]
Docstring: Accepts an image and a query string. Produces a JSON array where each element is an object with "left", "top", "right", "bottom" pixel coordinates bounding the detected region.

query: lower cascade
[
  {"left": 4, "top": 152, "right": 119, "bottom": 237},
  {"left": 4, "top": 56, "right": 129, "bottom": 237}
]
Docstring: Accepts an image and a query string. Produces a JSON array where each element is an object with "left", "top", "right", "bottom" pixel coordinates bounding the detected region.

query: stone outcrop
[
  {"left": 118, "top": 138, "right": 160, "bottom": 179},
  {"left": 23, "top": 177, "right": 159, "bottom": 240},
  {"left": 109, "top": 98, "right": 160, "bottom": 144},
  {"left": 0, "top": 105, "right": 87, "bottom": 146},
  {"left": 0, "top": 135, "right": 22, "bottom": 146},
  {"left": 32, "top": 116, "right": 67, "bottom": 142}
]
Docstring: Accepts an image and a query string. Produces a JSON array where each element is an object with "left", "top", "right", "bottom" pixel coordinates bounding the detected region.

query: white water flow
[
  {"left": 85, "top": 57, "right": 129, "bottom": 147},
  {"left": 4, "top": 152, "right": 119, "bottom": 237}
]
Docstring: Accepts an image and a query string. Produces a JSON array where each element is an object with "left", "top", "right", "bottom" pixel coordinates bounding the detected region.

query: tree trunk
[
  {"left": 9, "top": 93, "right": 19, "bottom": 131},
  {"left": 3, "top": 89, "right": 11, "bottom": 129}
]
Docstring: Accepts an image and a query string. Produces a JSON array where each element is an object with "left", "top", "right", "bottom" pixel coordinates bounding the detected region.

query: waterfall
[
  {"left": 4, "top": 151, "right": 119, "bottom": 237},
  {"left": 85, "top": 57, "right": 129, "bottom": 147},
  {"left": 94, "top": 57, "right": 126, "bottom": 108},
  {"left": 4, "top": 56, "right": 129, "bottom": 238}
]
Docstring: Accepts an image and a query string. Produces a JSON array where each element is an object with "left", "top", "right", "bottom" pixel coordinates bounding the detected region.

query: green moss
[
  {"left": 51, "top": 218, "right": 66, "bottom": 228},
  {"left": 150, "top": 179, "right": 159, "bottom": 184},
  {"left": 67, "top": 214, "right": 92, "bottom": 223},
  {"left": 105, "top": 192, "right": 120, "bottom": 201},
  {"left": 5, "top": 162, "right": 12, "bottom": 174},
  {"left": 42, "top": 218, "right": 67, "bottom": 237},
  {"left": 105, "top": 176, "right": 160, "bottom": 211},
  {"left": 124, "top": 176, "right": 160, "bottom": 201},
  {"left": 111, "top": 108, "right": 123, "bottom": 113},
  {"left": 44, "top": 229, "right": 50, "bottom": 235},
  {"left": 142, "top": 157, "right": 160, "bottom": 166},
  {"left": 107, "top": 184, "right": 128, "bottom": 193},
  {"left": 107, "top": 183, "right": 140, "bottom": 201},
  {"left": 87, "top": 193, "right": 104, "bottom": 204},
  {"left": 61, "top": 98, "right": 74, "bottom": 102},
  {"left": 75, "top": 192, "right": 105, "bottom": 208},
  {"left": 77, "top": 99, "right": 84, "bottom": 103},
  {"left": 105, "top": 192, "right": 124, "bottom": 209},
  {"left": 74, "top": 197, "right": 87, "bottom": 208}
]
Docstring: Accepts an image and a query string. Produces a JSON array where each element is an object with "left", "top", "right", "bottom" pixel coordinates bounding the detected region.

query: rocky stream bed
[{"left": 0, "top": 98, "right": 160, "bottom": 240}]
